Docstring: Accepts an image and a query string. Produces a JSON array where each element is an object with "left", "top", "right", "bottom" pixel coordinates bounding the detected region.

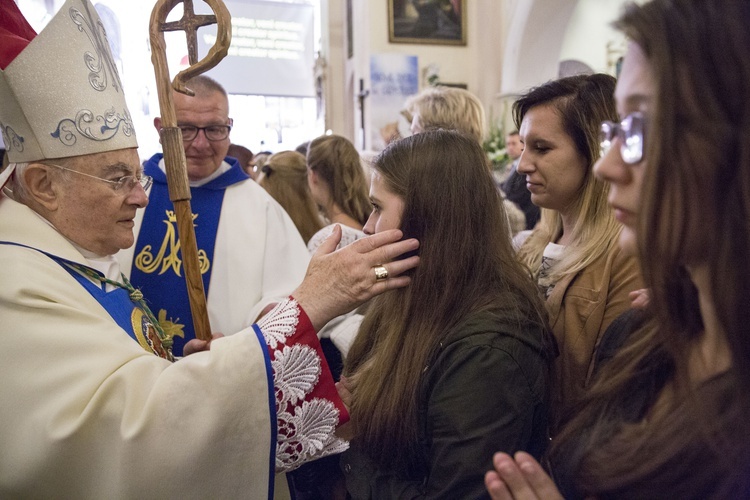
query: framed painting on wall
[{"left": 388, "top": 0, "right": 466, "bottom": 46}]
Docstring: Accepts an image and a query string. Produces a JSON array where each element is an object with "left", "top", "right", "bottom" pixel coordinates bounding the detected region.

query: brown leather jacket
[{"left": 546, "top": 241, "right": 643, "bottom": 431}]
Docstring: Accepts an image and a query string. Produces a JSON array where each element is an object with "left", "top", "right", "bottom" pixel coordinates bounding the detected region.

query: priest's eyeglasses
[
  {"left": 44, "top": 163, "right": 153, "bottom": 193},
  {"left": 179, "top": 124, "right": 232, "bottom": 141},
  {"left": 599, "top": 112, "right": 645, "bottom": 164}
]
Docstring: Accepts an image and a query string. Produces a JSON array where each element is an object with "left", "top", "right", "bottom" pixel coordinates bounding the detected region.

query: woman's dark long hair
[
  {"left": 344, "top": 130, "right": 549, "bottom": 474},
  {"left": 549, "top": 1, "right": 750, "bottom": 497}
]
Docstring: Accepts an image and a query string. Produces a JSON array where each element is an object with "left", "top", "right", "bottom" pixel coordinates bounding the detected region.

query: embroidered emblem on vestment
[
  {"left": 131, "top": 308, "right": 172, "bottom": 360},
  {"left": 134, "top": 210, "right": 210, "bottom": 276}
]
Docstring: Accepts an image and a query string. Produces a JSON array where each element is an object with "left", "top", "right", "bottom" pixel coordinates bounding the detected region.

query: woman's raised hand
[{"left": 485, "top": 452, "right": 563, "bottom": 500}]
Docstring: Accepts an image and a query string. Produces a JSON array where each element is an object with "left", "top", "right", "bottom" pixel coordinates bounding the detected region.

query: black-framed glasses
[
  {"left": 179, "top": 124, "right": 232, "bottom": 142},
  {"left": 45, "top": 163, "right": 152, "bottom": 193},
  {"left": 600, "top": 112, "right": 645, "bottom": 164}
]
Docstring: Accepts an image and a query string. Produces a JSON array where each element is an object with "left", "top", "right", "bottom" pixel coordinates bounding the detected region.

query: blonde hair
[
  {"left": 258, "top": 151, "right": 323, "bottom": 243},
  {"left": 405, "top": 86, "right": 486, "bottom": 143},
  {"left": 514, "top": 75, "right": 622, "bottom": 282},
  {"left": 306, "top": 134, "right": 371, "bottom": 226}
]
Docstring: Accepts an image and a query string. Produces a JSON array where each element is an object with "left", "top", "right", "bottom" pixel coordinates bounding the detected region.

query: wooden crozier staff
[{"left": 148, "top": 0, "right": 231, "bottom": 341}]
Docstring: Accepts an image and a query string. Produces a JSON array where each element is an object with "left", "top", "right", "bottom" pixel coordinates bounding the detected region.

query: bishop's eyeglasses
[
  {"left": 599, "top": 112, "right": 645, "bottom": 164},
  {"left": 44, "top": 163, "right": 153, "bottom": 193}
]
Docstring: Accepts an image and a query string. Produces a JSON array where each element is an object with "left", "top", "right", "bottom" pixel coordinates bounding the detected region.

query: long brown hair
[
  {"left": 550, "top": 1, "right": 750, "bottom": 497},
  {"left": 514, "top": 74, "right": 622, "bottom": 283},
  {"left": 258, "top": 151, "right": 323, "bottom": 243},
  {"left": 306, "top": 134, "right": 371, "bottom": 226},
  {"left": 345, "top": 130, "right": 549, "bottom": 473}
]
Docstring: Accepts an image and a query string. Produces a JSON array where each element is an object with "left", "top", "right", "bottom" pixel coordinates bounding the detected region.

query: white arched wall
[
  {"left": 501, "top": 0, "right": 578, "bottom": 97},
  {"left": 323, "top": 0, "right": 632, "bottom": 146}
]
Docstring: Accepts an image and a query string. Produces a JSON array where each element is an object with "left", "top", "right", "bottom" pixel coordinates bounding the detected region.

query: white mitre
[{"left": 0, "top": 0, "right": 137, "bottom": 166}]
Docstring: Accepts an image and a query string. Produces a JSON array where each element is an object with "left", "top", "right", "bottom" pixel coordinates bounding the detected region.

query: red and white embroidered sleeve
[{"left": 256, "top": 297, "right": 350, "bottom": 473}]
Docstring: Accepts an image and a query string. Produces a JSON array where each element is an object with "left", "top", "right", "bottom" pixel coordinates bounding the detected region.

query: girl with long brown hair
[
  {"left": 306, "top": 134, "right": 371, "bottom": 252},
  {"left": 486, "top": 1, "right": 750, "bottom": 498},
  {"left": 258, "top": 151, "right": 324, "bottom": 244},
  {"left": 340, "top": 130, "right": 553, "bottom": 498}
]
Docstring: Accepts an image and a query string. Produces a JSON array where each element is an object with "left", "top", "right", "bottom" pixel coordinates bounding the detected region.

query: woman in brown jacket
[{"left": 512, "top": 74, "right": 643, "bottom": 430}]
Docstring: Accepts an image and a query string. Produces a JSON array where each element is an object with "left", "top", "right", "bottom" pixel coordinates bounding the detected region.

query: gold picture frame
[{"left": 388, "top": 0, "right": 467, "bottom": 46}]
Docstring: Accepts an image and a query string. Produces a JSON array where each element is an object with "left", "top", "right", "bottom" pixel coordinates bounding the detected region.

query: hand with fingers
[
  {"left": 629, "top": 288, "right": 650, "bottom": 310},
  {"left": 485, "top": 452, "right": 563, "bottom": 500},
  {"left": 334, "top": 375, "right": 355, "bottom": 440},
  {"left": 182, "top": 333, "right": 225, "bottom": 356},
  {"left": 292, "top": 225, "right": 420, "bottom": 331}
]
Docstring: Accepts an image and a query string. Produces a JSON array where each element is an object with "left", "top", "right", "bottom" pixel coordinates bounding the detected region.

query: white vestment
[
  {"left": 0, "top": 196, "right": 346, "bottom": 498},
  {"left": 118, "top": 158, "right": 311, "bottom": 340}
]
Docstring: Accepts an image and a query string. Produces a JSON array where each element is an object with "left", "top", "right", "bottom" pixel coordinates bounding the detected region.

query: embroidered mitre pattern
[{"left": 257, "top": 299, "right": 349, "bottom": 472}]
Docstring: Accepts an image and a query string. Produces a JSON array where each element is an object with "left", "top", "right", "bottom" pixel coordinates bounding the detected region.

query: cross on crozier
[{"left": 160, "top": 0, "right": 216, "bottom": 65}]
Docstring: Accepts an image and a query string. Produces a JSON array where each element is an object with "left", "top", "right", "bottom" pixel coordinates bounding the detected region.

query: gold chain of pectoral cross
[{"left": 66, "top": 262, "right": 173, "bottom": 351}]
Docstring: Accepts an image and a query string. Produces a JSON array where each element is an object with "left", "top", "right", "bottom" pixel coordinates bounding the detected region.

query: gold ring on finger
[{"left": 373, "top": 265, "right": 389, "bottom": 282}]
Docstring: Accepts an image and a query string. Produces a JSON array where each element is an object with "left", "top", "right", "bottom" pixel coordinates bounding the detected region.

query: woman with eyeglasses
[
  {"left": 512, "top": 73, "right": 643, "bottom": 432},
  {"left": 485, "top": 0, "right": 750, "bottom": 498}
]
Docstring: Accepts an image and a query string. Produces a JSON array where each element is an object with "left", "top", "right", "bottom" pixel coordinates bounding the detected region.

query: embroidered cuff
[{"left": 256, "top": 297, "right": 350, "bottom": 472}]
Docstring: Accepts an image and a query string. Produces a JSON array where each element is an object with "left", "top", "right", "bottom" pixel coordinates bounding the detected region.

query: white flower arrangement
[{"left": 483, "top": 124, "right": 510, "bottom": 171}]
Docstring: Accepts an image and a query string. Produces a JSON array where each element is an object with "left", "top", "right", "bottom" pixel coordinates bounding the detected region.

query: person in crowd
[
  {"left": 258, "top": 150, "right": 324, "bottom": 244},
  {"left": 512, "top": 73, "right": 643, "bottom": 430},
  {"left": 379, "top": 86, "right": 485, "bottom": 146},
  {"left": 339, "top": 130, "right": 553, "bottom": 498},
  {"left": 304, "top": 133, "right": 373, "bottom": 374},
  {"left": 505, "top": 130, "right": 523, "bottom": 162},
  {"left": 404, "top": 85, "right": 527, "bottom": 235},
  {"left": 270, "top": 141, "right": 365, "bottom": 500},
  {"left": 0, "top": 0, "right": 420, "bottom": 497},
  {"left": 306, "top": 134, "right": 371, "bottom": 253},
  {"left": 405, "top": 85, "right": 485, "bottom": 143},
  {"left": 502, "top": 130, "right": 541, "bottom": 230},
  {"left": 117, "top": 75, "right": 311, "bottom": 357},
  {"left": 295, "top": 140, "right": 311, "bottom": 157},
  {"left": 485, "top": 1, "right": 750, "bottom": 497},
  {"left": 494, "top": 129, "right": 522, "bottom": 184},
  {"left": 250, "top": 150, "right": 273, "bottom": 174},
  {"left": 227, "top": 142, "right": 255, "bottom": 178}
]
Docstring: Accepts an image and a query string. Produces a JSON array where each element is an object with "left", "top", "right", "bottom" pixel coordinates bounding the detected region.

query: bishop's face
[{"left": 50, "top": 147, "right": 148, "bottom": 256}]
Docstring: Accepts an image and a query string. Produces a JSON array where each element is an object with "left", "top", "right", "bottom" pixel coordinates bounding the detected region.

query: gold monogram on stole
[{"left": 134, "top": 210, "right": 211, "bottom": 276}]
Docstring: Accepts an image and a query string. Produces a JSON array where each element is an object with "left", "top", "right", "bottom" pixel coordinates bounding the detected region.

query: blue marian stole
[
  {"left": 0, "top": 241, "right": 172, "bottom": 360},
  {"left": 129, "top": 154, "right": 249, "bottom": 356}
]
